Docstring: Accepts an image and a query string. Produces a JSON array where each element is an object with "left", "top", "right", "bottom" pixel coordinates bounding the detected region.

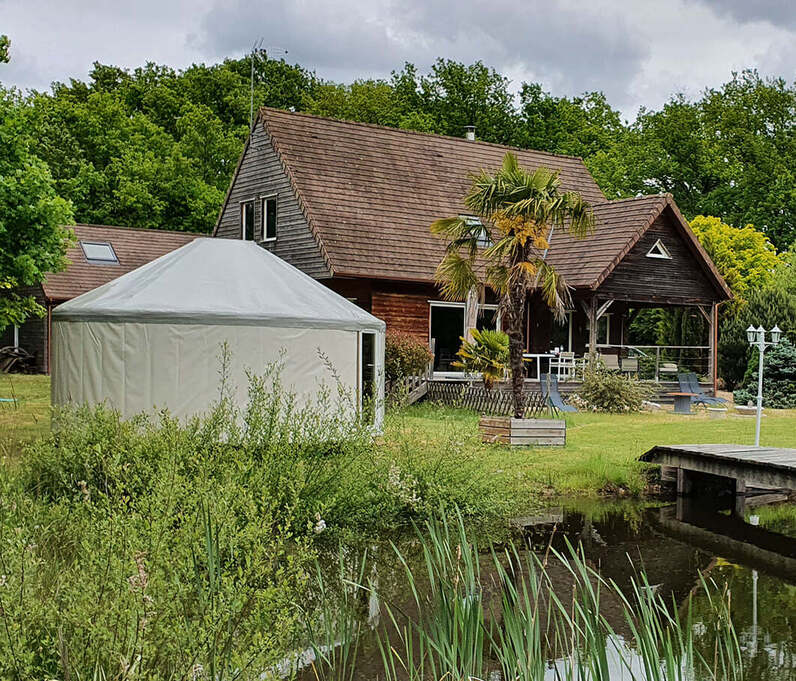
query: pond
[{"left": 299, "top": 498, "right": 796, "bottom": 681}]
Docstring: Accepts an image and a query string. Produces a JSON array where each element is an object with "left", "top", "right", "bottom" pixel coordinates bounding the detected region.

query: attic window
[
  {"left": 461, "top": 215, "right": 492, "bottom": 248},
  {"left": 80, "top": 241, "right": 118, "bottom": 265},
  {"left": 646, "top": 239, "right": 672, "bottom": 260}
]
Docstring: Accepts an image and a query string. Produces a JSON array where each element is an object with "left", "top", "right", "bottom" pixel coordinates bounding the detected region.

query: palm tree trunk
[{"left": 507, "top": 285, "right": 528, "bottom": 418}]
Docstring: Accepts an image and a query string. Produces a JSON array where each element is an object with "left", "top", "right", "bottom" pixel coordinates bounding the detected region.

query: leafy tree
[
  {"left": 0, "top": 90, "right": 74, "bottom": 331},
  {"left": 719, "top": 286, "right": 796, "bottom": 390},
  {"left": 690, "top": 215, "right": 782, "bottom": 301},
  {"left": 432, "top": 153, "right": 594, "bottom": 417},
  {"left": 0, "top": 34, "right": 9, "bottom": 63}
]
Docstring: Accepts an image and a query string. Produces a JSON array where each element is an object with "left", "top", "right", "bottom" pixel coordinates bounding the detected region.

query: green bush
[
  {"left": 734, "top": 337, "right": 796, "bottom": 408},
  {"left": 385, "top": 331, "right": 433, "bottom": 383},
  {"left": 575, "top": 363, "right": 652, "bottom": 413},
  {"left": 452, "top": 328, "right": 509, "bottom": 389}
]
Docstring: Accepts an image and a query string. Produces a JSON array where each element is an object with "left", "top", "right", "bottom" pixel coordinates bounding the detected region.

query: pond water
[{"left": 301, "top": 498, "right": 796, "bottom": 681}]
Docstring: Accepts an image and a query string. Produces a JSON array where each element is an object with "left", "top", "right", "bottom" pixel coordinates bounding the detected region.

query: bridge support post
[
  {"left": 734, "top": 478, "right": 747, "bottom": 517},
  {"left": 676, "top": 467, "right": 693, "bottom": 496}
]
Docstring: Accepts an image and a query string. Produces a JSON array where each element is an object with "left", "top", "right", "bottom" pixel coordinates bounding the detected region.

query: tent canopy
[{"left": 54, "top": 238, "right": 385, "bottom": 332}]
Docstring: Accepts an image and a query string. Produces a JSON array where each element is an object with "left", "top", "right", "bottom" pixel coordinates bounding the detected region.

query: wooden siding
[
  {"left": 372, "top": 290, "right": 431, "bottom": 344},
  {"left": 0, "top": 286, "right": 49, "bottom": 373},
  {"left": 215, "top": 123, "right": 329, "bottom": 279},
  {"left": 597, "top": 213, "right": 718, "bottom": 305}
]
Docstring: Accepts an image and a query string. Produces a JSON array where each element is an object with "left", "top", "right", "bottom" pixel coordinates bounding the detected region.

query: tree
[
  {"left": 432, "top": 153, "right": 594, "bottom": 417},
  {"left": 690, "top": 215, "right": 782, "bottom": 301},
  {"left": 719, "top": 286, "right": 796, "bottom": 389},
  {"left": 453, "top": 328, "right": 509, "bottom": 390},
  {"left": 0, "top": 35, "right": 9, "bottom": 63},
  {"left": 0, "top": 91, "right": 74, "bottom": 331}
]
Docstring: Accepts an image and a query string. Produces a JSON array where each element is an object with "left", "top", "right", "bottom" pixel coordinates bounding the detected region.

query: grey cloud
[
  {"left": 693, "top": 0, "right": 796, "bottom": 29},
  {"left": 195, "top": 0, "right": 648, "bottom": 108}
]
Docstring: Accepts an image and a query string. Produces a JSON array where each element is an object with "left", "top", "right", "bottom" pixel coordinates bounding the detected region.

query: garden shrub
[
  {"left": 385, "top": 331, "right": 433, "bottom": 383},
  {"left": 734, "top": 337, "right": 796, "bottom": 408},
  {"left": 575, "top": 363, "right": 652, "bottom": 413}
]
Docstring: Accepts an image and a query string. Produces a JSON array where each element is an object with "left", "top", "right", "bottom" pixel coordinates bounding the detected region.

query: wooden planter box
[{"left": 479, "top": 416, "right": 566, "bottom": 446}]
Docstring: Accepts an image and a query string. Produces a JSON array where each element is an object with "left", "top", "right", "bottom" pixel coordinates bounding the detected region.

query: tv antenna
[{"left": 250, "top": 39, "right": 288, "bottom": 129}]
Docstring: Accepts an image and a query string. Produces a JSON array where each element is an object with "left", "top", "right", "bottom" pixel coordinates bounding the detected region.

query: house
[
  {"left": 213, "top": 108, "right": 731, "bottom": 389},
  {"left": 1, "top": 224, "right": 198, "bottom": 372}
]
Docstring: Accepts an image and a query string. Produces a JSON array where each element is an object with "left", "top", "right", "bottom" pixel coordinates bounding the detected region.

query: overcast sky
[{"left": 2, "top": 0, "right": 795, "bottom": 118}]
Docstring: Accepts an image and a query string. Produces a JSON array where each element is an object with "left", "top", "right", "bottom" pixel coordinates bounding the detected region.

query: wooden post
[
  {"left": 711, "top": 302, "right": 719, "bottom": 396},
  {"left": 676, "top": 467, "right": 693, "bottom": 496},
  {"left": 734, "top": 478, "right": 747, "bottom": 517},
  {"left": 588, "top": 296, "right": 598, "bottom": 359}
]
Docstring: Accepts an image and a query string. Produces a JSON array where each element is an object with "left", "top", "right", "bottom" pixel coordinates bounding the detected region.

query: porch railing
[{"left": 599, "top": 344, "right": 710, "bottom": 382}]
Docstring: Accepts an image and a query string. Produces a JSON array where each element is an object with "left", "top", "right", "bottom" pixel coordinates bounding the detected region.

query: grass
[
  {"left": 5, "top": 373, "right": 796, "bottom": 507},
  {"left": 0, "top": 373, "right": 50, "bottom": 461},
  {"left": 381, "top": 400, "right": 796, "bottom": 504}
]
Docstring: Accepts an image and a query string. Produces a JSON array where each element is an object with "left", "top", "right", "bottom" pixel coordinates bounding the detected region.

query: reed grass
[{"left": 308, "top": 508, "right": 743, "bottom": 681}]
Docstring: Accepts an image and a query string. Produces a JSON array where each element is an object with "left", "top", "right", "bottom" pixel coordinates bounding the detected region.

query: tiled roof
[
  {"left": 43, "top": 224, "right": 199, "bottom": 301},
  {"left": 250, "top": 108, "right": 728, "bottom": 296}
]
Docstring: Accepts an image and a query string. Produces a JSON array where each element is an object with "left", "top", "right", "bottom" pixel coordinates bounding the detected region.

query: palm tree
[{"left": 431, "top": 152, "right": 595, "bottom": 418}]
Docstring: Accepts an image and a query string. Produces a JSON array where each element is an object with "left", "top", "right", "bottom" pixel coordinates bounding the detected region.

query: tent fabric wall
[{"left": 52, "top": 320, "right": 361, "bottom": 421}]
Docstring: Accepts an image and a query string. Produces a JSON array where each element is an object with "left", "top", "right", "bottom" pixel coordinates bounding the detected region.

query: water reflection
[{"left": 301, "top": 500, "right": 795, "bottom": 681}]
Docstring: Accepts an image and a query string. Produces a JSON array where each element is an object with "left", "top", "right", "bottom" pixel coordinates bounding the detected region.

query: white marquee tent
[{"left": 52, "top": 238, "right": 385, "bottom": 427}]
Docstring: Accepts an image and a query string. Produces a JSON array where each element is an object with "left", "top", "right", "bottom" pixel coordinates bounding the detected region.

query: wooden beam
[
  {"left": 710, "top": 303, "right": 718, "bottom": 394},
  {"left": 696, "top": 305, "right": 712, "bottom": 324},
  {"left": 588, "top": 296, "right": 598, "bottom": 358}
]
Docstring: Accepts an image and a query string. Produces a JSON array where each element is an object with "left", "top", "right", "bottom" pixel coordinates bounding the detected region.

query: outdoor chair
[
  {"left": 620, "top": 357, "right": 639, "bottom": 376},
  {"left": 659, "top": 362, "right": 679, "bottom": 379},
  {"left": 541, "top": 373, "right": 577, "bottom": 413},
  {"left": 678, "top": 372, "right": 727, "bottom": 406},
  {"left": 550, "top": 351, "right": 576, "bottom": 381},
  {"left": 600, "top": 353, "right": 621, "bottom": 371}
]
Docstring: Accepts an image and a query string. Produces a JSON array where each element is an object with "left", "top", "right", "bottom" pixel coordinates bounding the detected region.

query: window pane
[
  {"left": 476, "top": 308, "right": 497, "bottom": 331},
  {"left": 551, "top": 313, "right": 570, "bottom": 351},
  {"left": 80, "top": 241, "right": 118, "bottom": 263},
  {"left": 598, "top": 316, "right": 609, "bottom": 344},
  {"left": 264, "top": 197, "right": 277, "bottom": 240},
  {"left": 241, "top": 202, "right": 255, "bottom": 240},
  {"left": 361, "top": 332, "right": 376, "bottom": 424}
]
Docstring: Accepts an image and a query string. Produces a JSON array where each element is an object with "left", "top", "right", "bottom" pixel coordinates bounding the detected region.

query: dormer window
[
  {"left": 646, "top": 239, "right": 671, "bottom": 260},
  {"left": 80, "top": 241, "right": 118, "bottom": 265},
  {"left": 461, "top": 215, "right": 492, "bottom": 248}
]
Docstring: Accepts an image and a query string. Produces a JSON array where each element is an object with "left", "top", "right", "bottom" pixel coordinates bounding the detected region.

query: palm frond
[
  {"left": 434, "top": 251, "right": 479, "bottom": 301},
  {"left": 536, "top": 260, "right": 572, "bottom": 321}
]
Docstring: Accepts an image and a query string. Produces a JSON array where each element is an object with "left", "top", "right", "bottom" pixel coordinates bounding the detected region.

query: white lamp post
[{"left": 746, "top": 324, "right": 781, "bottom": 446}]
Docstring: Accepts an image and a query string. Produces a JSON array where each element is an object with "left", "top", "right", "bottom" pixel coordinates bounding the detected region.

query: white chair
[
  {"left": 621, "top": 357, "right": 639, "bottom": 376},
  {"left": 551, "top": 351, "right": 576, "bottom": 381},
  {"left": 600, "top": 353, "right": 621, "bottom": 371}
]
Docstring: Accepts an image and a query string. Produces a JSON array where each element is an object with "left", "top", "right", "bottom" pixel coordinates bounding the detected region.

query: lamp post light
[{"left": 746, "top": 324, "right": 781, "bottom": 446}]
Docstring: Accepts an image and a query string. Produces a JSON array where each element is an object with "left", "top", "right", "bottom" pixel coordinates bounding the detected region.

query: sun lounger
[
  {"left": 678, "top": 372, "right": 727, "bottom": 406},
  {"left": 541, "top": 373, "right": 577, "bottom": 413}
]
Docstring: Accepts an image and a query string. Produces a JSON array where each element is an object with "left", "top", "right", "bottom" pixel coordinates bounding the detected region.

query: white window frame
[
  {"left": 551, "top": 310, "right": 574, "bottom": 352},
  {"left": 240, "top": 199, "right": 255, "bottom": 241},
  {"left": 646, "top": 239, "right": 672, "bottom": 259},
  {"left": 79, "top": 240, "right": 119, "bottom": 265},
  {"left": 260, "top": 194, "right": 277, "bottom": 243}
]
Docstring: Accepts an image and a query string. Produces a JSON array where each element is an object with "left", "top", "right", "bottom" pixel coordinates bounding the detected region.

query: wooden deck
[{"left": 641, "top": 444, "right": 796, "bottom": 491}]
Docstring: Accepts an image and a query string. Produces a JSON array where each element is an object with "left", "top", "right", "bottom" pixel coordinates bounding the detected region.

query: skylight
[
  {"left": 646, "top": 239, "right": 672, "bottom": 260},
  {"left": 80, "top": 241, "right": 119, "bottom": 264},
  {"left": 461, "top": 215, "right": 492, "bottom": 248}
]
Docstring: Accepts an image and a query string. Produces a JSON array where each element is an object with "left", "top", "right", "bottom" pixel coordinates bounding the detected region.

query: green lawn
[
  {"left": 4, "top": 373, "right": 796, "bottom": 502},
  {"left": 382, "top": 401, "right": 796, "bottom": 501},
  {"left": 0, "top": 373, "right": 50, "bottom": 461}
]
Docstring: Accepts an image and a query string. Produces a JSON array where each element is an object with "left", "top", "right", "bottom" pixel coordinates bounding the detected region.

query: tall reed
[{"left": 308, "top": 508, "right": 743, "bottom": 681}]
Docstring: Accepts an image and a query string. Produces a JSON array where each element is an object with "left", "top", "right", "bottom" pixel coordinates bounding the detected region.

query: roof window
[
  {"left": 646, "top": 239, "right": 671, "bottom": 260},
  {"left": 80, "top": 241, "right": 119, "bottom": 265},
  {"left": 461, "top": 215, "right": 492, "bottom": 248}
]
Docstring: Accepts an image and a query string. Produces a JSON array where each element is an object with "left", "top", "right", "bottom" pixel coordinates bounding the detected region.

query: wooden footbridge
[{"left": 641, "top": 444, "right": 796, "bottom": 514}]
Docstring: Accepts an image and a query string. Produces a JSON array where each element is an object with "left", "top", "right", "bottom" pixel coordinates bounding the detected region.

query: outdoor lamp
[
  {"left": 757, "top": 325, "right": 765, "bottom": 343},
  {"left": 747, "top": 324, "right": 757, "bottom": 344},
  {"left": 770, "top": 325, "right": 782, "bottom": 346}
]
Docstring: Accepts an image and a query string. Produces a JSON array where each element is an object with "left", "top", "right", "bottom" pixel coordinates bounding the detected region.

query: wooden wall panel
[
  {"left": 372, "top": 291, "right": 430, "bottom": 344},
  {"left": 597, "top": 213, "right": 718, "bottom": 305},
  {"left": 215, "top": 123, "right": 330, "bottom": 279}
]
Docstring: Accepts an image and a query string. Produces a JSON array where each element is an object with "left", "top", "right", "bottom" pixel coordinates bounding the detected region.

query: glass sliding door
[{"left": 430, "top": 304, "right": 465, "bottom": 372}]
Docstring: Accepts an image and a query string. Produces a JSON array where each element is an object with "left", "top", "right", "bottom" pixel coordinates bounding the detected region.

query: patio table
[{"left": 522, "top": 353, "right": 555, "bottom": 381}]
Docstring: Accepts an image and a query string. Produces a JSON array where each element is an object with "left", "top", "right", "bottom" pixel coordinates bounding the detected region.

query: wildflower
[
  {"left": 77, "top": 479, "right": 90, "bottom": 502},
  {"left": 0, "top": 575, "right": 6, "bottom": 587},
  {"left": 128, "top": 551, "right": 148, "bottom": 592}
]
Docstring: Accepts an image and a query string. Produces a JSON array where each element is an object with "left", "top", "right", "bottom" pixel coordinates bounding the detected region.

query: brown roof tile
[
  {"left": 252, "top": 108, "right": 729, "bottom": 297},
  {"left": 43, "top": 224, "right": 199, "bottom": 301}
]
